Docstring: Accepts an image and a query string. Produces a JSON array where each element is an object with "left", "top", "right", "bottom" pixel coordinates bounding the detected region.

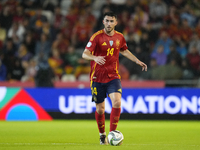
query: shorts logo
[
  {"left": 93, "top": 95, "right": 97, "bottom": 102},
  {"left": 118, "top": 89, "right": 122, "bottom": 93}
]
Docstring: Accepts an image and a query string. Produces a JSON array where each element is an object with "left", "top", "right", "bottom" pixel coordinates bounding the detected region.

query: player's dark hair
[{"left": 103, "top": 11, "right": 117, "bottom": 19}]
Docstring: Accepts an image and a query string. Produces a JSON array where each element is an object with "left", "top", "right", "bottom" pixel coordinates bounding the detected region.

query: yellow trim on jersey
[
  {"left": 90, "top": 30, "right": 103, "bottom": 41},
  {"left": 90, "top": 63, "right": 97, "bottom": 86},
  {"left": 115, "top": 31, "right": 123, "bottom": 36},
  {"left": 116, "top": 61, "right": 121, "bottom": 79}
]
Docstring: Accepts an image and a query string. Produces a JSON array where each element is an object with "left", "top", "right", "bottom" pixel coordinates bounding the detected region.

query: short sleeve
[
  {"left": 85, "top": 36, "right": 97, "bottom": 53},
  {"left": 120, "top": 36, "right": 128, "bottom": 51}
]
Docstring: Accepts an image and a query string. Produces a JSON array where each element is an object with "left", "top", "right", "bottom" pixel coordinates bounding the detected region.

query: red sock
[
  {"left": 110, "top": 107, "right": 121, "bottom": 131},
  {"left": 95, "top": 111, "right": 105, "bottom": 133}
]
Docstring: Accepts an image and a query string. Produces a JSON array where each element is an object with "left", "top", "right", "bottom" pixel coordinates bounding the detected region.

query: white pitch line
[
  {"left": 0, "top": 143, "right": 199, "bottom": 147},
  {"left": 0, "top": 143, "right": 95, "bottom": 146}
]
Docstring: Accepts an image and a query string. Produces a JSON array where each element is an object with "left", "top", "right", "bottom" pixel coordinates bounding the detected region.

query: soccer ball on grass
[{"left": 107, "top": 130, "right": 124, "bottom": 146}]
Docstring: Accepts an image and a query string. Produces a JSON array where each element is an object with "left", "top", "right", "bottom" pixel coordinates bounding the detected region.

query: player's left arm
[{"left": 120, "top": 49, "right": 147, "bottom": 71}]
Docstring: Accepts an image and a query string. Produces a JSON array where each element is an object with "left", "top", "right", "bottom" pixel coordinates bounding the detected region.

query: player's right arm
[{"left": 82, "top": 49, "right": 106, "bottom": 65}]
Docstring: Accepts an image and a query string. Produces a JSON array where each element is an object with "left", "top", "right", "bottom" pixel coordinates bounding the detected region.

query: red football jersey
[{"left": 85, "top": 29, "right": 128, "bottom": 83}]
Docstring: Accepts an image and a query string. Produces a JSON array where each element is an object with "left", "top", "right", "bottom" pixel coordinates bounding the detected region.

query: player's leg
[
  {"left": 109, "top": 92, "right": 121, "bottom": 131},
  {"left": 95, "top": 101, "right": 108, "bottom": 145},
  {"left": 91, "top": 81, "right": 108, "bottom": 145},
  {"left": 95, "top": 101, "right": 106, "bottom": 134},
  {"left": 107, "top": 79, "right": 122, "bottom": 132}
]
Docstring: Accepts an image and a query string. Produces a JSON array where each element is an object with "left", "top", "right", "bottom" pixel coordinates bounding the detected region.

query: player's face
[{"left": 103, "top": 16, "right": 117, "bottom": 34}]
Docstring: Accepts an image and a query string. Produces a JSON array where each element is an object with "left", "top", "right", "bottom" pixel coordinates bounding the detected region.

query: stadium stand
[{"left": 0, "top": 0, "right": 200, "bottom": 87}]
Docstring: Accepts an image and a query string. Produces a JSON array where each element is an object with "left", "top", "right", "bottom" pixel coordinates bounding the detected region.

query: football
[{"left": 107, "top": 130, "right": 124, "bottom": 146}]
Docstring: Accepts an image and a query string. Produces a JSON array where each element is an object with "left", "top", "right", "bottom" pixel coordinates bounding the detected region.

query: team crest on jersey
[
  {"left": 109, "top": 40, "right": 113, "bottom": 46},
  {"left": 116, "top": 39, "right": 120, "bottom": 49}
]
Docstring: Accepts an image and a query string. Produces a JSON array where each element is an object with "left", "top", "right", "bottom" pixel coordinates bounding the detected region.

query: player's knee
[
  {"left": 112, "top": 99, "right": 121, "bottom": 108},
  {"left": 96, "top": 105, "right": 105, "bottom": 115}
]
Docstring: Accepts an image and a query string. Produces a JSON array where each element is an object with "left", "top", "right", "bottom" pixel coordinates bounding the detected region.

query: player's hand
[
  {"left": 94, "top": 56, "right": 106, "bottom": 65},
  {"left": 136, "top": 60, "right": 147, "bottom": 71}
]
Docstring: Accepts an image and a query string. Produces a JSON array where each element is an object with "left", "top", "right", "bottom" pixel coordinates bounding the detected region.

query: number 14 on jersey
[{"left": 107, "top": 48, "right": 114, "bottom": 56}]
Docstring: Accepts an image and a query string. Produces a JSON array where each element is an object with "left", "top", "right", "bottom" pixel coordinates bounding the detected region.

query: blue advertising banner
[{"left": 25, "top": 88, "right": 200, "bottom": 115}]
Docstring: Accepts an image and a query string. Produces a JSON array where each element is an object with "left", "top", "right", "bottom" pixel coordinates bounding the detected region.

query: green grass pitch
[{"left": 0, "top": 120, "right": 199, "bottom": 150}]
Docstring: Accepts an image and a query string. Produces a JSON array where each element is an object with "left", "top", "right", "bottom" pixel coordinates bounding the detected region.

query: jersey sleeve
[
  {"left": 120, "top": 36, "right": 128, "bottom": 51},
  {"left": 85, "top": 34, "right": 97, "bottom": 53}
]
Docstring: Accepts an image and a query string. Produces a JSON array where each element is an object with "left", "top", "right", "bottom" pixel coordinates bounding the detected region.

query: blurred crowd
[{"left": 0, "top": 0, "right": 200, "bottom": 86}]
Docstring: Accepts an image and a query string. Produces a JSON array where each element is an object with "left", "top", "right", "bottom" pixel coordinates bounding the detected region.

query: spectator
[
  {"left": 120, "top": 46, "right": 149, "bottom": 77},
  {"left": 180, "top": 4, "right": 196, "bottom": 27},
  {"left": 42, "top": 0, "right": 58, "bottom": 12},
  {"left": 165, "top": 16, "right": 180, "bottom": 39},
  {"left": 52, "top": 6, "right": 64, "bottom": 32},
  {"left": 0, "top": 59, "right": 7, "bottom": 81},
  {"left": 149, "top": 0, "right": 168, "bottom": 21},
  {"left": 118, "top": 10, "right": 130, "bottom": 32},
  {"left": 138, "top": 31, "right": 151, "bottom": 53},
  {"left": 151, "top": 45, "right": 167, "bottom": 66},
  {"left": 65, "top": 5, "right": 79, "bottom": 28},
  {"left": 60, "top": 19, "right": 73, "bottom": 42},
  {"left": 120, "top": 0, "right": 136, "bottom": 14},
  {"left": 64, "top": 45, "right": 90, "bottom": 79},
  {"left": 176, "top": 41, "right": 187, "bottom": 59},
  {"left": 0, "top": 0, "right": 200, "bottom": 82},
  {"left": 188, "top": 33, "right": 200, "bottom": 55},
  {"left": 84, "top": 5, "right": 97, "bottom": 29},
  {"left": 23, "top": 32, "right": 36, "bottom": 55},
  {"left": 126, "top": 33, "right": 137, "bottom": 54},
  {"left": 52, "top": 32, "right": 69, "bottom": 57},
  {"left": 21, "top": 58, "right": 37, "bottom": 82},
  {"left": 34, "top": 59, "right": 54, "bottom": 87},
  {"left": 4, "top": 0, "right": 19, "bottom": 15},
  {"left": 95, "top": 6, "right": 111, "bottom": 31},
  {"left": 13, "top": 5, "right": 25, "bottom": 23},
  {"left": 164, "top": 5, "right": 178, "bottom": 25},
  {"left": 167, "top": 44, "right": 182, "bottom": 66},
  {"left": 48, "top": 48, "right": 64, "bottom": 79},
  {"left": 7, "top": 58, "right": 25, "bottom": 81},
  {"left": 100, "top": 0, "right": 116, "bottom": 14},
  {"left": 141, "top": 58, "right": 158, "bottom": 80},
  {"left": 20, "top": 0, "right": 40, "bottom": 9},
  {"left": 2, "top": 38, "right": 16, "bottom": 74},
  {"left": 153, "top": 30, "right": 173, "bottom": 55},
  {"left": 0, "top": 23, "right": 6, "bottom": 44},
  {"left": 186, "top": 45, "right": 200, "bottom": 77},
  {"left": 0, "top": 5, "right": 13, "bottom": 31},
  {"left": 151, "top": 58, "right": 183, "bottom": 80},
  {"left": 123, "top": 19, "right": 141, "bottom": 42},
  {"left": 35, "top": 33, "right": 51, "bottom": 59},
  {"left": 181, "top": 58, "right": 194, "bottom": 80},
  {"left": 171, "top": 0, "right": 187, "bottom": 10},
  {"left": 15, "top": 44, "right": 32, "bottom": 62},
  {"left": 7, "top": 22, "right": 25, "bottom": 44},
  {"left": 131, "top": 5, "right": 149, "bottom": 28},
  {"left": 178, "top": 19, "right": 193, "bottom": 45},
  {"left": 195, "top": 19, "right": 200, "bottom": 39},
  {"left": 29, "top": 7, "right": 48, "bottom": 31},
  {"left": 38, "top": 20, "right": 56, "bottom": 42},
  {"left": 187, "top": 0, "right": 200, "bottom": 16},
  {"left": 71, "top": 15, "right": 92, "bottom": 48}
]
